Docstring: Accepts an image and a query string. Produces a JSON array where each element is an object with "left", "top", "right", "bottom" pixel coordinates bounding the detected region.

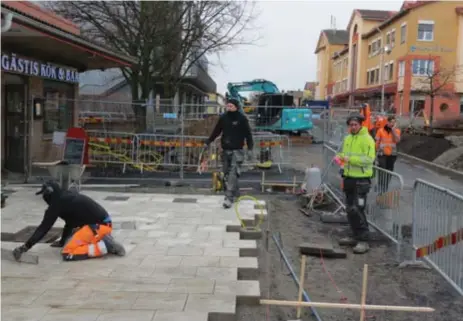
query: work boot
[
  {"left": 338, "top": 236, "right": 357, "bottom": 246},
  {"left": 223, "top": 197, "right": 233, "bottom": 209},
  {"left": 102, "top": 235, "right": 126, "bottom": 256},
  {"left": 353, "top": 242, "right": 370, "bottom": 254}
]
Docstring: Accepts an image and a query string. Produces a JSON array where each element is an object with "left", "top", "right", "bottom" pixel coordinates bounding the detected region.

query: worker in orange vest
[
  {"left": 371, "top": 115, "right": 387, "bottom": 140},
  {"left": 359, "top": 104, "right": 374, "bottom": 137},
  {"left": 375, "top": 115, "right": 401, "bottom": 194}
]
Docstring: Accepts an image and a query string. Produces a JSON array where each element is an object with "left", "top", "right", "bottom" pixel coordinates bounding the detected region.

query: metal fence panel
[{"left": 410, "top": 179, "right": 463, "bottom": 295}]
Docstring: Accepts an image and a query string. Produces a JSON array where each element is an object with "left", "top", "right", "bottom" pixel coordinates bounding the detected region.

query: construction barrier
[
  {"left": 64, "top": 130, "right": 291, "bottom": 176},
  {"left": 405, "top": 179, "right": 463, "bottom": 296}
]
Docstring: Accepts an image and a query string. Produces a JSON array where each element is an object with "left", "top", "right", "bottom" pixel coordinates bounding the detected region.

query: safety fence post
[{"left": 180, "top": 103, "right": 185, "bottom": 180}]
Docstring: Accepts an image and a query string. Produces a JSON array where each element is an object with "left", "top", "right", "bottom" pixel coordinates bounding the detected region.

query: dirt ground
[
  {"left": 398, "top": 133, "right": 453, "bottom": 162},
  {"left": 236, "top": 196, "right": 463, "bottom": 321}
]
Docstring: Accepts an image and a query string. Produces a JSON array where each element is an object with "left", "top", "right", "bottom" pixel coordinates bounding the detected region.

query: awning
[
  {"left": 353, "top": 83, "right": 397, "bottom": 97},
  {"left": 1, "top": 6, "right": 137, "bottom": 71}
]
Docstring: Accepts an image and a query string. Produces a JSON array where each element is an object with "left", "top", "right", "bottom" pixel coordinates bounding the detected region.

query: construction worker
[
  {"left": 12, "top": 181, "right": 125, "bottom": 262},
  {"left": 371, "top": 115, "right": 387, "bottom": 138},
  {"left": 334, "top": 113, "right": 376, "bottom": 254},
  {"left": 375, "top": 115, "right": 401, "bottom": 194},
  {"left": 359, "top": 103, "right": 374, "bottom": 137},
  {"left": 205, "top": 98, "right": 254, "bottom": 208}
]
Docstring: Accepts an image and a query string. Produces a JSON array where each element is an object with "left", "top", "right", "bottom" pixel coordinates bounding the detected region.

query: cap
[{"left": 35, "top": 181, "right": 59, "bottom": 195}]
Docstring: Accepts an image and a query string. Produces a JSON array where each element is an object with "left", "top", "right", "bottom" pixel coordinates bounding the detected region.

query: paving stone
[
  {"left": 96, "top": 310, "right": 156, "bottom": 321},
  {"left": 32, "top": 289, "right": 92, "bottom": 307},
  {"left": 164, "top": 244, "right": 204, "bottom": 255},
  {"left": 166, "top": 278, "right": 215, "bottom": 294},
  {"left": 40, "top": 308, "right": 101, "bottom": 321},
  {"left": 0, "top": 306, "right": 50, "bottom": 321},
  {"left": 173, "top": 197, "right": 197, "bottom": 203},
  {"left": 219, "top": 257, "right": 258, "bottom": 269},
  {"left": 196, "top": 267, "right": 237, "bottom": 280},
  {"left": 197, "top": 225, "right": 226, "bottom": 232},
  {"left": 152, "top": 311, "right": 208, "bottom": 321},
  {"left": 204, "top": 247, "right": 239, "bottom": 257},
  {"left": 180, "top": 256, "right": 220, "bottom": 267},
  {"left": 214, "top": 280, "right": 261, "bottom": 304},
  {"left": 2, "top": 291, "right": 45, "bottom": 306},
  {"left": 83, "top": 291, "right": 140, "bottom": 309},
  {"left": 154, "top": 266, "right": 198, "bottom": 278},
  {"left": 132, "top": 292, "right": 188, "bottom": 311},
  {"left": 139, "top": 255, "right": 183, "bottom": 268},
  {"left": 184, "top": 293, "right": 236, "bottom": 314}
]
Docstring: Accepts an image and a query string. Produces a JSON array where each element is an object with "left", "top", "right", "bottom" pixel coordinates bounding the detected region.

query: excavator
[{"left": 226, "top": 79, "right": 313, "bottom": 134}]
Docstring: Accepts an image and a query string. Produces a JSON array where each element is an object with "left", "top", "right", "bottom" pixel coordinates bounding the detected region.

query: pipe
[
  {"left": 272, "top": 233, "right": 323, "bottom": 321},
  {"left": 1, "top": 13, "right": 13, "bottom": 33},
  {"left": 376, "top": 27, "right": 385, "bottom": 113}
]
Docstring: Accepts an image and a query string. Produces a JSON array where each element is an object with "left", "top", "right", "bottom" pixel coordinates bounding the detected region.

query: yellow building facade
[{"left": 319, "top": 1, "right": 463, "bottom": 119}]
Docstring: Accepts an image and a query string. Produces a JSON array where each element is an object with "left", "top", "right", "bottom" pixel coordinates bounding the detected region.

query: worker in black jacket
[
  {"left": 205, "top": 98, "right": 254, "bottom": 208},
  {"left": 12, "top": 181, "right": 125, "bottom": 262}
]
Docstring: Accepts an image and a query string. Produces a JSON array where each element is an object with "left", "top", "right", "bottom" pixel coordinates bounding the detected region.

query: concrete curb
[{"left": 398, "top": 152, "right": 463, "bottom": 180}]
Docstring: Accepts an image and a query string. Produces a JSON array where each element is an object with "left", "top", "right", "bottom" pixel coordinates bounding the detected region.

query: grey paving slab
[{"left": 1, "top": 189, "right": 266, "bottom": 320}]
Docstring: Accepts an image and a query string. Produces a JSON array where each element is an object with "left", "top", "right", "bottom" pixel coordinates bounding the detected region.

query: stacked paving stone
[{"left": 1, "top": 189, "right": 266, "bottom": 321}]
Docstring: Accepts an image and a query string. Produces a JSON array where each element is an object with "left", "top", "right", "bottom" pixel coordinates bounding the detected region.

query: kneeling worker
[
  {"left": 13, "top": 181, "right": 125, "bottom": 262},
  {"left": 335, "top": 113, "right": 376, "bottom": 254}
]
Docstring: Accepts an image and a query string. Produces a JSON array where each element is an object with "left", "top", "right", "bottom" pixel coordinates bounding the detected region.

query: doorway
[{"left": 3, "top": 80, "right": 27, "bottom": 173}]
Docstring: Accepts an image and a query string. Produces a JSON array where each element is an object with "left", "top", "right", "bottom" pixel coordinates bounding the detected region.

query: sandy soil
[
  {"left": 236, "top": 196, "right": 463, "bottom": 321},
  {"left": 398, "top": 133, "right": 453, "bottom": 162}
]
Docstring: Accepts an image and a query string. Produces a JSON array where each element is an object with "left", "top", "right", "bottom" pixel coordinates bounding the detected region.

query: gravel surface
[{"left": 236, "top": 195, "right": 463, "bottom": 321}]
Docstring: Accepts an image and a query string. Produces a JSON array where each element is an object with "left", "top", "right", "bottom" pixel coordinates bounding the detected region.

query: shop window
[
  {"left": 43, "top": 81, "right": 74, "bottom": 134},
  {"left": 412, "top": 60, "right": 434, "bottom": 76}
]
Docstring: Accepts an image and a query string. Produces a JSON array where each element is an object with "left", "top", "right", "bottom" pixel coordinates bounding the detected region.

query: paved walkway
[{"left": 1, "top": 188, "right": 266, "bottom": 321}]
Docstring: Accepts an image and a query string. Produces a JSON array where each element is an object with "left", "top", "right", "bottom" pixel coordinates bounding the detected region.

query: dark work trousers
[
  {"left": 377, "top": 155, "right": 397, "bottom": 194},
  {"left": 222, "top": 149, "right": 245, "bottom": 201},
  {"left": 343, "top": 177, "right": 371, "bottom": 241}
]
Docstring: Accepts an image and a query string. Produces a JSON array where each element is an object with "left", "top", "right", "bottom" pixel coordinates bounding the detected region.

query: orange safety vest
[{"left": 375, "top": 127, "right": 401, "bottom": 156}]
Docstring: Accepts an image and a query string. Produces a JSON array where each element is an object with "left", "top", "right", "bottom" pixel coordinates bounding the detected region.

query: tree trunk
[
  {"left": 131, "top": 79, "right": 147, "bottom": 133},
  {"left": 428, "top": 94, "right": 435, "bottom": 135}
]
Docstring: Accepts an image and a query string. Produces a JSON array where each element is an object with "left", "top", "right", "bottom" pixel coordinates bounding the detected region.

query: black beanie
[{"left": 227, "top": 98, "right": 241, "bottom": 109}]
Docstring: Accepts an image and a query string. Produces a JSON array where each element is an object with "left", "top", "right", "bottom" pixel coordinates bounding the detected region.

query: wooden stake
[
  {"left": 261, "top": 171, "right": 265, "bottom": 193},
  {"left": 292, "top": 175, "right": 297, "bottom": 194},
  {"left": 360, "top": 264, "right": 368, "bottom": 321},
  {"left": 296, "top": 255, "right": 307, "bottom": 319},
  {"left": 259, "top": 299, "right": 435, "bottom": 312}
]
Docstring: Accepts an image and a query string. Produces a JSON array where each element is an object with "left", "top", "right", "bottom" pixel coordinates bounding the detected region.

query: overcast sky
[{"left": 209, "top": 0, "right": 403, "bottom": 95}]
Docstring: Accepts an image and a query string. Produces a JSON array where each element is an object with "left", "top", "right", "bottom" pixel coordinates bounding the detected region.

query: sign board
[
  {"left": 163, "top": 113, "right": 177, "bottom": 119},
  {"left": 410, "top": 45, "right": 453, "bottom": 53},
  {"left": 1, "top": 52, "right": 79, "bottom": 83},
  {"left": 52, "top": 131, "right": 66, "bottom": 146},
  {"left": 65, "top": 127, "right": 89, "bottom": 165},
  {"left": 63, "top": 138, "right": 85, "bottom": 165}
]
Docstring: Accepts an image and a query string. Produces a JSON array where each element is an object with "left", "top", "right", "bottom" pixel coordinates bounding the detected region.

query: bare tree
[
  {"left": 413, "top": 58, "right": 462, "bottom": 133},
  {"left": 46, "top": 1, "right": 259, "bottom": 130}
]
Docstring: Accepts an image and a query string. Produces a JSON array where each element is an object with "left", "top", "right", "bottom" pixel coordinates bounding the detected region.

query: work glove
[{"left": 12, "top": 244, "right": 29, "bottom": 261}]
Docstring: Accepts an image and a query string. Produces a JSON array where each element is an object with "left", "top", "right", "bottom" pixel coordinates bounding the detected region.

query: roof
[
  {"left": 79, "top": 69, "right": 125, "bottom": 96},
  {"left": 323, "top": 29, "right": 349, "bottom": 45},
  {"left": 332, "top": 46, "right": 349, "bottom": 60},
  {"left": 357, "top": 9, "right": 397, "bottom": 21},
  {"left": 347, "top": 9, "right": 396, "bottom": 31},
  {"left": 362, "top": 1, "right": 434, "bottom": 39},
  {"left": 2, "top": 3, "right": 137, "bottom": 67},
  {"left": 314, "top": 29, "right": 349, "bottom": 53}
]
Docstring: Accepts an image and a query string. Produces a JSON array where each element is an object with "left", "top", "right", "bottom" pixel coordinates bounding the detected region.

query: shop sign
[
  {"left": 1, "top": 52, "right": 79, "bottom": 83},
  {"left": 410, "top": 45, "right": 453, "bottom": 53}
]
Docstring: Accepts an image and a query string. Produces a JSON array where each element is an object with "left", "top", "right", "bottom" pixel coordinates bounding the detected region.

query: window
[
  {"left": 384, "top": 64, "right": 389, "bottom": 81},
  {"left": 390, "top": 30, "right": 396, "bottom": 47},
  {"left": 398, "top": 61, "right": 405, "bottom": 77},
  {"left": 368, "top": 44, "right": 372, "bottom": 56},
  {"left": 418, "top": 21, "right": 434, "bottom": 41},
  {"left": 375, "top": 68, "right": 380, "bottom": 84},
  {"left": 412, "top": 59, "right": 434, "bottom": 76},
  {"left": 386, "top": 33, "right": 391, "bottom": 46},
  {"left": 366, "top": 71, "right": 370, "bottom": 85},
  {"left": 400, "top": 23, "right": 407, "bottom": 44},
  {"left": 389, "top": 62, "right": 394, "bottom": 81},
  {"left": 43, "top": 81, "right": 74, "bottom": 134}
]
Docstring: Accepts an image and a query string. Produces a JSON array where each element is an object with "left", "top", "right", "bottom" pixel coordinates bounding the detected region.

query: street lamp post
[{"left": 376, "top": 27, "right": 391, "bottom": 113}]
